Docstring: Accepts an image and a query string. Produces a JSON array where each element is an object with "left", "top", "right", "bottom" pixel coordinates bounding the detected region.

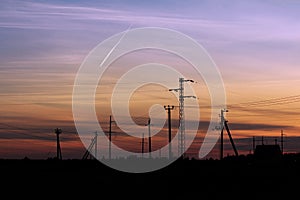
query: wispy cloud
[
  {"left": 0, "top": 1, "right": 132, "bottom": 30},
  {"left": 0, "top": 1, "right": 244, "bottom": 30}
]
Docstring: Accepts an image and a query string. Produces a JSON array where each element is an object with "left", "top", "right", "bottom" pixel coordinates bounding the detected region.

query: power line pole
[
  {"left": 145, "top": 118, "right": 152, "bottom": 158},
  {"left": 94, "top": 131, "right": 98, "bottom": 159},
  {"left": 218, "top": 109, "right": 238, "bottom": 160},
  {"left": 169, "top": 78, "right": 195, "bottom": 158},
  {"left": 220, "top": 110, "right": 226, "bottom": 160},
  {"left": 253, "top": 136, "right": 255, "bottom": 154},
  {"left": 54, "top": 128, "right": 62, "bottom": 160},
  {"left": 220, "top": 119, "right": 224, "bottom": 160},
  {"left": 82, "top": 131, "right": 98, "bottom": 160},
  {"left": 109, "top": 115, "right": 115, "bottom": 160},
  {"left": 141, "top": 132, "right": 144, "bottom": 158},
  {"left": 281, "top": 130, "right": 284, "bottom": 155},
  {"left": 164, "top": 105, "right": 174, "bottom": 159}
]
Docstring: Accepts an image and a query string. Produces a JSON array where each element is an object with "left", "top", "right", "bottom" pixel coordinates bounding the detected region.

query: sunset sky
[{"left": 1, "top": 0, "right": 300, "bottom": 159}]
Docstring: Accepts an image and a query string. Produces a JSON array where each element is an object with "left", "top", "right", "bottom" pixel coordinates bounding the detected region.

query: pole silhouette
[
  {"left": 54, "top": 128, "right": 62, "bottom": 160},
  {"left": 141, "top": 132, "right": 144, "bottom": 158},
  {"left": 164, "top": 105, "right": 174, "bottom": 159},
  {"left": 281, "top": 130, "right": 284, "bottom": 154},
  {"left": 82, "top": 131, "right": 98, "bottom": 160},
  {"left": 109, "top": 115, "right": 115, "bottom": 160},
  {"left": 94, "top": 131, "right": 98, "bottom": 159},
  {"left": 145, "top": 118, "right": 152, "bottom": 158},
  {"left": 219, "top": 109, "right": 238, "bottom": 160}
]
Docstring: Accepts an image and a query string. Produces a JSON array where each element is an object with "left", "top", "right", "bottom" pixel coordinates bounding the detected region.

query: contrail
[{"left": 99, "top": 24, "right": 132, "bottom": 68}]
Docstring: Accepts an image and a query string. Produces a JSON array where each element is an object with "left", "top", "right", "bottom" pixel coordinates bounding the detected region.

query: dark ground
[{"left": 1, "top": 154, "right": 300, "bottom": 198}]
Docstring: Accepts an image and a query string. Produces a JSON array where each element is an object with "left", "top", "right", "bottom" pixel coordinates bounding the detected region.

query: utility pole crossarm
[{"left": 183, "top": 96, "right": 196, "bottom": 98}]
